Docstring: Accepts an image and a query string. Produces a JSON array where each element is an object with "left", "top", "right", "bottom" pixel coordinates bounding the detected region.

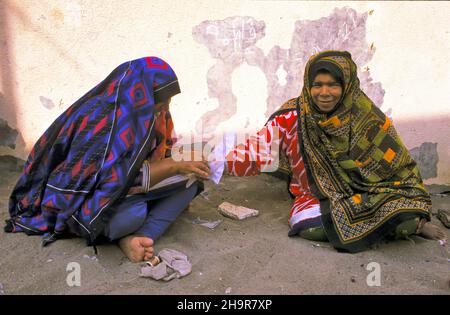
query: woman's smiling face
[{"left": 310, "top": 73, "right": 343, "bottom": 113}]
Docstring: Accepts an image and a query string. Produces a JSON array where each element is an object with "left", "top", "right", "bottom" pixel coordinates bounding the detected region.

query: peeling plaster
[
  {"left": 193, "top": 7, "right": 385, "bottom": 137},
  {"left": 409, "top": 142, "right": 439, "bottom": 180},
  {"left": 0, "top": 118, "right": 18, "bottom": 149}
]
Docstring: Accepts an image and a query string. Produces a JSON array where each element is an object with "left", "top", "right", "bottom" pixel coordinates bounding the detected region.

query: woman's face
[
  {"left": 154, "top": 97, "right": 171, "bottom": 113},
  {"left": 310, "top": 73, "right": 343, "bottom": 113}
]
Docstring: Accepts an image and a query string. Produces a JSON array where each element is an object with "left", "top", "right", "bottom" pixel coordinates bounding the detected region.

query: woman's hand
[
  {"left": 149, "top": 156, "right": 211, "bottom": 184},
  {"left": 173, "top": 159, "right": 211, "bottom": 179}
]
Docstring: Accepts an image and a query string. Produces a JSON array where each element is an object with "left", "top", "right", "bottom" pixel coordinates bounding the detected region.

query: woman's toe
[
  {"left": 140, "top": 237, "right": 154, "bottom": 247},
  {"left": 145, "top": 248, "right": 153, "bottom": 254}
]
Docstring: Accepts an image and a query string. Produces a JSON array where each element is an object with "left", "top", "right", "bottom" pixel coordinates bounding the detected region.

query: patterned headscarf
[
  {"left": 6, "top": 57, "right": 180, "bottom": 247},
  {"left": 297, "top": 50, "right": 431, "bottom": 252}
]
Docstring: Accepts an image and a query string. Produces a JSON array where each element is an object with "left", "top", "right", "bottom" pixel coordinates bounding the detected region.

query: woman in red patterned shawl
[{"left": 225, "top": 50, "right": 446, "bottom": 252}]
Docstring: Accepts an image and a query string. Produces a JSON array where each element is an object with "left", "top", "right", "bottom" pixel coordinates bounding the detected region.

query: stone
[{"left": 218, "top": 202, "right": 259, "bottom": 220}]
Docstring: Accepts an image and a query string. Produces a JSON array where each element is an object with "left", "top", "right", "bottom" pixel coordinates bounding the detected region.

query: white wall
[{"left": 1, "top": 0, "right": 449, "bottom": 184}]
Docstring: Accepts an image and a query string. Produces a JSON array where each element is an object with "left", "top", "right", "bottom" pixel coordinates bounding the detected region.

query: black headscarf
[{"left": 308, "top": 60, "right": 344, "bottom": 87}]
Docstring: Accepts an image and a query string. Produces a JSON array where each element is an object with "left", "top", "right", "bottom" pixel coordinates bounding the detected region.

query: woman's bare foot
[
  {"left": 416, "top": 219, "right": 447, "bottom": 242},
  {"left": 119, "top": 235, "right": 154, "bottom": 263}
]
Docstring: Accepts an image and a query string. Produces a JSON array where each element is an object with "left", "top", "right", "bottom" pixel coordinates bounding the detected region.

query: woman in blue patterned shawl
[{"left": 5, "top": 57, "right": 210, "bottom": 262}]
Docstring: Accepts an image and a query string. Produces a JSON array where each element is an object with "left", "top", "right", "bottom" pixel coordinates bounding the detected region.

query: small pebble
[
  {"left": 225, "top": 287, "right": 232, "bottom": 294},
  {"left": 351, "top": 276, "right": 356, "bottom": 283},
  {"left": 199, "top": 272, "right": 203, "bottom": 276},
  {"left": 46, "top": 259, "right": 53, "bottom": 263}
]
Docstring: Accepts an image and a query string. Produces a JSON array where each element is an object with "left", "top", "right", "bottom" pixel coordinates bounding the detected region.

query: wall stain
[
  {"left": 193, "top": 7, "right": 385, "bottom": 138},
  {"left": 51, "top": 8, "right": 64, "bottom": 23},
  {"left": 40, "top": 96, "right": 55, "bottom": 110},
  {"left": 409, "top": 142, "right": 439, "bottom": 179},
  {"left": 0, "top": 118, "right": 18, "bottom": 149}
]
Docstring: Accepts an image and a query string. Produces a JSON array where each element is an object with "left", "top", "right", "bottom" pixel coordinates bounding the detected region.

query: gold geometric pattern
[{"left": 383, "top": 148, "right": 396, "bottom": 163}]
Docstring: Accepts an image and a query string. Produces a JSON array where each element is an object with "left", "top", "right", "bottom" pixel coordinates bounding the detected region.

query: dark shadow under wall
[
  {"left": 0, "top": 116, "right": 18, "bottom": 149},
  {"left": 0, "top": 155, "right": 25, "bottom": 172},
  {"left": 410, "top": 142, "right": 439, "bottom": 180},
  {"left": 0, "top": 94, "right": 23, "bottom": 172}
]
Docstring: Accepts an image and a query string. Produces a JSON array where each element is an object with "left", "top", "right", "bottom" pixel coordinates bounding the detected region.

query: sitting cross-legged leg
[
  {"left": 104, "top": 182, "right": 199, "bottom": 262},
  {"left": 395, "top": 216, "right": 447, "bottom": 241}
]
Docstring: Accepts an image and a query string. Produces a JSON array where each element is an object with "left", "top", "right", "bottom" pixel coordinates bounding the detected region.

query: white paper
[{"left": 208, "top": 132, "right": 236, "bottom": 185}]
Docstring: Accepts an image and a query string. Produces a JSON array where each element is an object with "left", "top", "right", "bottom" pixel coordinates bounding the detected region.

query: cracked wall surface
[
  {"left": 0, "top": 0, "right": 449, "bottom": 185},
  {"left": 0, "top": 118, "right": 18, "bottom": 149},
  {"left": 410, "top": 142, "right": 439, "bottom": 180}
]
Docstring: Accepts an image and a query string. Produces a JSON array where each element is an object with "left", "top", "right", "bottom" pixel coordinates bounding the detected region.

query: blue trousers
[{"left": 104, "top": 182, "right": 198, "bottom": 241}]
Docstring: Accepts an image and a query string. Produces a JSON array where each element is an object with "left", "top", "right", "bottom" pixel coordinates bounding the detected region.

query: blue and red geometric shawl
[{"left": 5, "top": 56, "right": 181, "bottom": 247}]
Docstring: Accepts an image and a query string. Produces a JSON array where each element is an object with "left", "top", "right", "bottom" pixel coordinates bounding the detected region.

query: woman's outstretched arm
[{"left": 225, "top": 116, "right": 287, "bottom": 177}]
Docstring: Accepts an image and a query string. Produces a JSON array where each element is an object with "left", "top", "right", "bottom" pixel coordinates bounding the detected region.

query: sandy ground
[{"left": 0, "top": 170, "right": 449, "bottom": 295}]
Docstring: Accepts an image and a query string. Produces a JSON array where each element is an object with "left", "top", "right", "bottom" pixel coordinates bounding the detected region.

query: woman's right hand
[
  {"left": 173, "top": 160, "right": 211, "bottom": 180},
  {"left": 141, "top": 157, "right": 212, "bottom": 193}
]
